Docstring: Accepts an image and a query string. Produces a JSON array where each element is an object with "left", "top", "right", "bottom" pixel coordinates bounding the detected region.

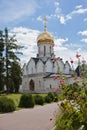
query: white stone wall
[
  {"left": 37, "top": 60, "right": 44, "bottom": 73},
  {"left": 27, "top": 59, "right": 36, "bottom": 74},
  {"left": 45, "top": 60, "right": 53, "bottom": 72},
  {"left": 23, "top": 64, "right": 27, "bottom": 76},
  {"left": 64, "top": 62, "right": 70, "bottom": 74},
  {"left": 44, "top": 78, "right": 59, "bottom": 90},
  {"left": 53, "top": 62, "right": 58, "bottom": 73},
  {"left": 22, "top": 74, "right": 45, "bottom": 93},
  {"left": 58, "top": 60, "right": 64, "bottom": 73}
]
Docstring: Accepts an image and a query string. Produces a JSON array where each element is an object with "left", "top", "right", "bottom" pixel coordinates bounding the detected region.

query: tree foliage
[
  {"left": 0, "top": 28, "right": 23, "bottom": 93},
  {"left": 10, "top": 62, "right": 22, "bottom": 93},
  {"left": 0, "top": 30, "right": 5, "bottom": 90}
]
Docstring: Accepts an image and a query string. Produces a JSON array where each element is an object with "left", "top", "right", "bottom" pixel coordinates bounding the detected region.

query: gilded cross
[{"left": 43, "top": 17, "right": 47, "bottom": 31}]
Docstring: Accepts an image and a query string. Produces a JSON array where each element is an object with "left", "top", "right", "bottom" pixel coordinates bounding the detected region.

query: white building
[{"left": 22, "top": 18, "right": 74, "bottom": 93}]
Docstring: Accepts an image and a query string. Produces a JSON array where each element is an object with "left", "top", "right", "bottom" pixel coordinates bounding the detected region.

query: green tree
[
  {"left": 4, "top": 28, "right": 23, "bottom": 93},
  {"left": 0, "top": 30, "right": 5, "bottom": 91},
  {"left": 10, "top": 62, "right": 22, "bottom": 93}
]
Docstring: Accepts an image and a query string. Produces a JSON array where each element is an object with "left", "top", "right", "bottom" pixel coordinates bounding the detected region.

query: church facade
[{"left": 22, "top": 19, "right": 74, "bottom": 93}]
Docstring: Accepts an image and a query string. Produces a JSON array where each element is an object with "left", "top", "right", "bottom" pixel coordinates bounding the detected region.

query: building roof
[
  {"left": 32, "top": 58, "right": 39, "bottom": 64},
  {"left": 44, "top": 73, "right": 72, "bottom": 78}
]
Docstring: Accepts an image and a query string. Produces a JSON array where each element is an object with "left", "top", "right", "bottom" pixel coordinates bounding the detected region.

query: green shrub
[
  {"left": 34, "top": 95, "right": 44, "bottom": 105},
  {"left": 19, "top": 94, "right": 35, "bottom": 108},
  {"left": 47, "top": 92, "right": 58, "bottom": 102},
  {"left": 0, "top": 97, "right": 16, "bottom": 113},
  {"left": 0, "top": 90, "right": 7, "bottom": 94},
  {"left": 53, "top": 92, "right": 58, "bottom": 102},
  {"left": 47, "top": 92, "right": 55, "bottom": 101},
  {"left": 54, "top": 96, "right": 58, "bottom": 102},
  {"left": 45, "top": 95, "right": 52, "bottom": 103}
]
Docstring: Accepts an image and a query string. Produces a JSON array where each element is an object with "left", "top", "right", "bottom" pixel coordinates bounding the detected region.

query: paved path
[{"left": 0, "top": 103, "right": 59, "bottom": 130}]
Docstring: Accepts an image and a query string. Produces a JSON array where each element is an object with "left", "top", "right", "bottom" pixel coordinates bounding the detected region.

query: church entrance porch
[{"left": 29, "top": 80, "right": 35, "bottom": 91}]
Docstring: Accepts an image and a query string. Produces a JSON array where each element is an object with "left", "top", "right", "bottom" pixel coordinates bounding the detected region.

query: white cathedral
[{"left": 22, "top": 18, "right": 74, "bottom": 93}]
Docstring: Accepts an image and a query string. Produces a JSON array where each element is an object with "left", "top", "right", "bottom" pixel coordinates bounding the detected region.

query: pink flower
[
  {"left": 59, "top": 79, "right": 64, "bottom": 86},
  {"left": 54, "top": 88, "right": 60, "bottom": 92},
  {"left": 59, "top": 79, "right": 63, "bottom": 83},
  {"left": 53, "top": 76, "right": 58, "bottom": 80},
  {"left": 76, "top": 53, "right": 81, "bottom": 58},
  {"left": 53, "top": 57, "right": 59, "bottom": 62}
]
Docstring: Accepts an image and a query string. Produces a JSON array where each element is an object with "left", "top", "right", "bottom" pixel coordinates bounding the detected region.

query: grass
[{"left": 0, "top": 93, "right": 59, "bottom": 113}]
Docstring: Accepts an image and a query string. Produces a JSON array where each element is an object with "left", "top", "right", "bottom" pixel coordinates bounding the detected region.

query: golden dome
[{"left": 37, "top": 31, "right": 54, "bottom": 45}]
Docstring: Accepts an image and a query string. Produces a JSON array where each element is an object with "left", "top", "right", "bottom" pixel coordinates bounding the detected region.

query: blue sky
[{"left": 0, "top": 0, "right": 87, "bottom": 67}]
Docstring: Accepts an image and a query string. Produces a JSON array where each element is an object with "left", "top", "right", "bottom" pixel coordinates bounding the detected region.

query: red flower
[
  {"left": 50, "top": 117, "right": 53, "bottom": 121},
  {"left": 76, "top": 53, "right": 81, "bottom": 58},
  {"left": 70, "top": 59, "right": 74, "bottom": 64},
  {"left": 53, "top": 76, "right": 58, "bottom": 80},
  {"left": 53, "top": 57, "right": 59, "bottom": 62},
  {"left": 82, "top": 58, "right": 86, "bottom": 64}
]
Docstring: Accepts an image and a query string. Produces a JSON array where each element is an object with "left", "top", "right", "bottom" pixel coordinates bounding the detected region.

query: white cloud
[
  {"left": 75, "top": 5, "right": 83, "bottom": 9},
  {"left": 54, "top": 38, "right": 70, "bottom": 63},
  {"left": 72, "top": 8, "right": 87, "bottom": 14},
  {"left": 54, "top": 1, "right": 61, "bottom": 14},
  {"left": 78, "top": 30, "right": 87, "bottom": 36},
  {"left": 54, "top": 1, "right": 60, "bottom": 7},
  {"left": 81, "top": 38, "right": 87, "bottom": 43},
  {"left": 36, "top": 1, "right": 72, "bottom": 25},
  {"left": 78, "top": 30, "right": 87, "bottom": 43},
  {"left": 55, "top": 38, "right": 68, "bottom": 46},
  {"left": 53, "top": 3, "right": 87, "bottom": 24},
  {"left": 63, "top": 6, "right": 87, "bottom": 23},
  {"left": 0, "top": 0, "right": 38, "bottom": 23},
  {"left": 37, "top": 16, "right": 42, "bottom": 21},
  {"left": 10, "top": 27, "right": 87, "bottom": 67},
  {"left": 10, "top": 27, "right": 40, "bottom": 65},
  {"left": 59, "top": 16, "right": 66, "bottom": 24}
]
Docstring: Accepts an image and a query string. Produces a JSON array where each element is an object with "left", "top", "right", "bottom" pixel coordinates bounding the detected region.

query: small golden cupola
[{"left": 37, "top": 17, "right": 54, "bottom": 45}]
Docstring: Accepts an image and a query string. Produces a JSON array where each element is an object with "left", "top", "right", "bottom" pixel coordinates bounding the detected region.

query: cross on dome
[
  {"left": 43, "top": 17, "right": 47, "bottom": 31},
  {"left": 37, "top": 17, "right": 54, "bottom": 45}
]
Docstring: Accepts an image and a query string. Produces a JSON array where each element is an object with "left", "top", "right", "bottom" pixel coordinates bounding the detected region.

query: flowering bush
[
  {"left": 54, "top": 53, "right": 87, "bottom": 130},
  {"left": 55, "top": 81, "right": 87, "bottom": 130}
]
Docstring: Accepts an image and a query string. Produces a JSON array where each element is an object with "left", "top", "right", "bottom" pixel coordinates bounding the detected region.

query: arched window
[
  {"left": 39, "top": 80, "right": 41, "bottom": 87},
  {"left": 50, "top": 46, "right": 51, "bottom": 54},
  {"left": 50, "top": 84, "right": 52, "bottom": 89},
  {"left": 44, "top": 46, "right": 46, "bottom": 56},
  {"left": 29, "top": 79, "right": 35, "bottom": 91}
]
